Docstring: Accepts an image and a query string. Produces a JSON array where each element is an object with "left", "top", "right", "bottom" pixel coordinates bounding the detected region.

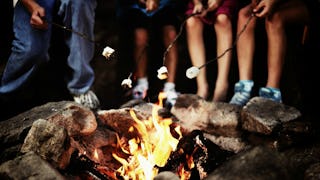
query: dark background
[{"left": 1, "top": 0, "right": 319, "bottom": 125}]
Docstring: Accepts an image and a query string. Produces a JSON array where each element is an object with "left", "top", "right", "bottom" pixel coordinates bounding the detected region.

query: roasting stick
[
  {"left": 121, "top": 13, "right": 201, "bottom": 89},
  {"left": 43, "top": 18, "right": 115, "bottom": 60},
  {"left": 186, "top": 13, "right": 255, "bottom": 79},
  {"left": 157, "top": 12, "right": 200, "bottom": 80},
  {"left": 158, "top": 12, "right": 254, "bottom": 80},
  {"left": 50, "top": 21, "right": 96, "bottom": 43}
]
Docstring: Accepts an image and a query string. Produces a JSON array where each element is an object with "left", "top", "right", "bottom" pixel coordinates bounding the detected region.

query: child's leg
[
  {"left": 186, "top": 17, "right": 209, "bottom": 99},
  {"left": 229, "top": 4, "right": 257, "bottom": 106},
  {"left": 213, "top": 14, "right": 233, "bottom": 102},
  {"left": 162, "top": 25, "right": 178, "bottom": 84},
  {"left": 237, "top": 4, "right": 257, "bottom": 81},
  {"left": 132, "top": 28, "right": 149, "bottom": 99},
  {"left": 262, "top": 0, "right": 309, "bottom": 102},
  {"left": 265, "top": 0, "right": 309, "bottom": 89},
  {"left": 134, "top": 28, "right": 149, "bottom": 79}
]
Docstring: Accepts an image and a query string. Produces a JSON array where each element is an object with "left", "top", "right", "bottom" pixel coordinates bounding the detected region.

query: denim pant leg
[
  {"left": 0, "top": 0, "right": 55, "bottom": 94},
  {"left": 57, "top": 0, "right": 97, "bottom": 95}
]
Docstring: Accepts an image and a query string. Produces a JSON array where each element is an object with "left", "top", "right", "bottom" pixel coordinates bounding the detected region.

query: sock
[
  {"left": 137, "top": 77, "right": 149, "bottom": 88},
  {"left": 239, "top": 80, "right": 254, "bottom": 92},
  {"left": 265, "top": 87, "right": 280, "bottom": 92},
  {"left": 164, "top": 82, "right": 175, "bottom": 92}
]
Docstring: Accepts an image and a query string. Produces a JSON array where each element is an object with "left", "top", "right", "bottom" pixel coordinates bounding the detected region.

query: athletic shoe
[
  {"left": 73, "top": 90, "right": 100, "bottom": 110},
  {"left": 164, "top": 88, "right": 179, "bottom": 107},
  {"left": 229, "top": 80, "right": 254, "bottom": 106},
  {"left": 132, "top": 83, "right": 148, "bottom": 100},
  {"left": 259, "top": 87, "right": 282, "bottom": 103}
]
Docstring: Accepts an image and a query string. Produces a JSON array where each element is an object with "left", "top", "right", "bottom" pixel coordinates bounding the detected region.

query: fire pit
[
  {"left": 63, "top": 93, "right": 233, "bottom": 179},
  {"left": 1, "top": 94, "right": 318, "bottom": 180}
]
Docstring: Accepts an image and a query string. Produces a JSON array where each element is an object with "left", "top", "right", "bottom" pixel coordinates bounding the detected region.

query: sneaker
[
  {"left": 132, "top": 83, "right": 148, "bottom": 99},
  {"left": 164, "top": 88, "right": 179, "bottom": 107},
  {"left": 229, "top": 80, "right": 254, "bottom": 106},
  {"left": 259, "top": 87, "right": 282, "bottom": 103},
  {"left": 73, "top": 90, "right": 100, "bottom": 110}
]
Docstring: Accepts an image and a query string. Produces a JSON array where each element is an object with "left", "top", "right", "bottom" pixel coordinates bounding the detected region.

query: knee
[
  {"left": 215, "top": 14, "right": 231, "bottom": 28},
  {"left": 238, "top": 8, "right": 252, "bottom": 24},
  {"left": 12, "top": 40, "right": 46, "bottom": 59},
  {"left": 265, "top": 12, "right": 284, "bottom": 31},
  {"left": 238, "top": 8, "right": 250, "bottom": 19},
  {"left": 186, "top": 17, "right": 200, "bottom": 29},
  {"left": 134, "top": 30, "right": 149, "bottom": 47},
  {"left": 26, "top": 39, "right": 48, "bottom": 59},
  {"left": 163, "top": 26, "right": 177, "bottom": 42}
]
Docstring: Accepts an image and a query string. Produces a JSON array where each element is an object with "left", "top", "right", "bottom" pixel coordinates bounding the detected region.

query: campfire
[
  {"left": 109, "top": 92, "right": 182, "bottom": 179},
  {"left": 1, "top": 92, "right": 313, "bottom": 180},
  {"left": 64, "top": 92, "right": 232, "bottom": 180}
]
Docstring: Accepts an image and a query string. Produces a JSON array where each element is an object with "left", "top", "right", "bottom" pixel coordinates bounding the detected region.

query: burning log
[
  {"left": 160, "top": 130, "right": 234, "bottom": 180},
  {"left": 64, "top": 150, "right": 118, "bottom": 180},
  {"left": 97, "top": 95, "right": 183, "bottom": 180}
]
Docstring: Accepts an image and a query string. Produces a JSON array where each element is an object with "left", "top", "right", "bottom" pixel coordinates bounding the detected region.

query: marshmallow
[
  {"left": 186, "top": 66, "right": 200, "bottom": 79},
  {"left": 121, "top": 78, "right": 132, "bottom": 89},
  {"left": 157, "top": 66, "right": 168, "bottom": 80},
  {"left": 102, "top": 46, "right": 115, "bottom": 59}
]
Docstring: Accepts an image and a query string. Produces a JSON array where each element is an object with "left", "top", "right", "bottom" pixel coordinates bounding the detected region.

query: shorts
[
  {"left": 185, "top": 0, "right": 238, "bottom": 25},
  {"left": 124, "top": 6, "right": 180, "bottom": 30}
]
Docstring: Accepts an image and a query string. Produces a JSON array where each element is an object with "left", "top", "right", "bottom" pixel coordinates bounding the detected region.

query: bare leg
[
  {"left": 212, "top": 14, "right": 233, "bottom": 102},
  {"left": 162, "top": 25, "right": 178, "bottom": 84},
  {"left": 132, "top": 28, "right": 149, "bottom": 99},
  {"left": 265, "top": 16, "right": 285, "bottom": 89},
  {"left": 265, "top": 0, "right": 309, "bottom": 88},
  {"left": 162, "top": 25, "right": 179, "bottom": 106},
  {"left": 186, "top": 16, "right": 209, "bottom": 99},
  {"left": 237, "top": 5, "right": 257, "bottom": 81},
  {"left": 134, "top": 28, "right": 149, "bottom": 79}
]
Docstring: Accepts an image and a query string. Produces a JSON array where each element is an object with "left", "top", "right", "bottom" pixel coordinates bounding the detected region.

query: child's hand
[
  {"left": 193, "top": 2, "right": 204, "bottom": 14},
  {"left": 30, "top": 8, "right": 48, "bottom": 30},
  {"left": 21, "top": 0, "right": 48, "bottom": 30},
  {"left": 252, "top": 0, "right": 278, "bottom": 17},
  {"left": 145, "top": 0, "right": 159, "bottom": 12},
  {"left": 206, "top": 0, "right": 221, "bottom": 12}
]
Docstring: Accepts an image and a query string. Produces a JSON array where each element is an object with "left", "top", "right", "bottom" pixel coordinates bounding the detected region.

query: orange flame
[
  {"left": 112, "top": 92, "right": 182, "bottom": 179},
  {"left": 93, "top": 149, "right": 99, "bottom": 161}
]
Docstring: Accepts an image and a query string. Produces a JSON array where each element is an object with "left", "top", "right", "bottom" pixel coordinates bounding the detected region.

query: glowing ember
[
  {"left": 93, "top": 149, "right": 99, "bottom": 161},
  {"left": 112, "top": 93, "right": 182, "bottom": 179}
]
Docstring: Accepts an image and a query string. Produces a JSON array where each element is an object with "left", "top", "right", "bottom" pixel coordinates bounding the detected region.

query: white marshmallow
[
  {"left": 186, "top": 66, "right": 200, "bottom": 79},
  {"left": 102, "top": 46, "right": 115, "bottom": 59}
]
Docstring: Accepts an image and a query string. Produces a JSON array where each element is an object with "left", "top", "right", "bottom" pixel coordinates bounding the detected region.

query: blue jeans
[{"left": 0, "top": 0, "right": 97, "bottom": 95}]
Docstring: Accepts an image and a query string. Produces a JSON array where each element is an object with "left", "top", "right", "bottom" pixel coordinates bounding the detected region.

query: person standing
[{"left": 0, "top": 0, "right": 100, "bottom": 110}]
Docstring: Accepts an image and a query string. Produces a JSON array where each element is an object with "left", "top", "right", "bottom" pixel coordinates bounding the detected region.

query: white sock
[
  {"left": 164, "top": 82, "right": 175, "bottom": 92},
  {"left": 137, "top": 77, "right": 149, "bottom": 89}
]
